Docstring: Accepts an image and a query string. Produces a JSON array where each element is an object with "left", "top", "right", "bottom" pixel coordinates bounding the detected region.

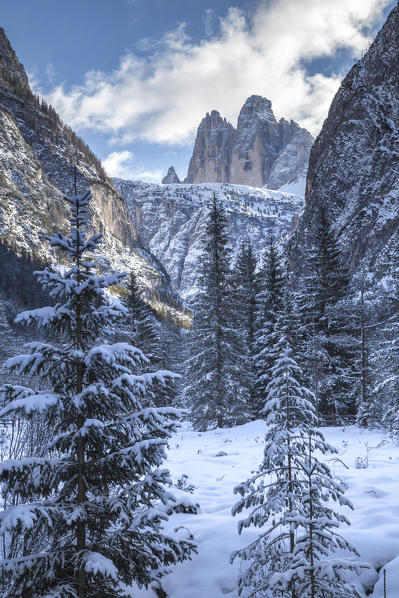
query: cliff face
[
  {"left": 185, "top": 96, "right": 313, "bottom": 190},
  {"left": 0, "top": 28, "right": 170, "bottom": 295},
  {"left": 185, "top": 111, "right": 236, "bottom": 184},
  {"left": 293, "top": 5, "right": 399, "bottom": 275},
  {"left": 114, "top": 179, "right": 303, "bottom": 300}
]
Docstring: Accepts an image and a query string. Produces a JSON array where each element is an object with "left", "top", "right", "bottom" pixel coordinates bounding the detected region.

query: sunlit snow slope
[{"left": 114, "top": 180, "right": 304, "bottom": 300}]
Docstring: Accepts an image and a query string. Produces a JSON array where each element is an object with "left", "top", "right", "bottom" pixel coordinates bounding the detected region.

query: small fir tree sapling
[{"left": 232, "top": 346, "right": 366, "bottom": 598}]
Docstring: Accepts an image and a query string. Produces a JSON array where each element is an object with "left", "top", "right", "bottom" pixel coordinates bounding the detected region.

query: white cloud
[
  {"left": 44, "top": 0, "right": 392, "bottom": 143},
  {"left": 102, "top": 150, "right": 161, "bottom": 182}
]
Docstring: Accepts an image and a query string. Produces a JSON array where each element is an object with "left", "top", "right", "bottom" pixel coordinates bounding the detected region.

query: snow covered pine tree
[
  {"left": 0, "top": 190, "right": 195, "bottom": 597},
  {"left": 124, "top": 271, "right": 178, "bottom": 407},
  {"left": 184, "top": 194, "right": 249, "bottom": 430},
  {"left": 232, "top": 346, "right": 367, "bottom": 598},
  {"left": 253, "top": 234, "right": 286, "bottom": 418},
  {"left": 125, "top": 271, "right": 161, "bottom": 366},
  {"left": 234, "top": 239, "right": 258, "bottom": 416}
]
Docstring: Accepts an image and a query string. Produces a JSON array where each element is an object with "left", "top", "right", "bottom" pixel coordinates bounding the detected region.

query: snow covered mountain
[
  {"left": 183, "top": 96, "right": 313, "bottom": 190},
  {"left": 292, "top": 4, "right": 399, "bottom": 278},
  {"left": 0, "top": 27, "right": 172, "bottom": 304},
  {"left": 114, "top": 179, "right": 304, "bottom": 300}
]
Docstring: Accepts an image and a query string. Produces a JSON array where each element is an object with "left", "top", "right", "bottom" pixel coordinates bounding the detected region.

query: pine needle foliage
[
  {"left": 0, "top": 191, "right": 195, "bottom": 598},
  {"left": 232, "top": 346, "right": 366, "bottom": 598},
  {"left": 184, "top": 194, "right": 249, "bottom": 430},
  {"left": 253, "top": 236, "right": 286, "bottom": 418},
  {"left": 298, "top": 208, "right": 356, "bottom": 418}
]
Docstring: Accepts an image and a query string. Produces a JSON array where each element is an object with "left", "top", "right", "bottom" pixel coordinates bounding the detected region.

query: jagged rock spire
[
  {"left": 162, "top": 166, "right": 181, "bottom": 184},
  {"left": 185, "top": 96, "right": 313, "bottom": 188}
]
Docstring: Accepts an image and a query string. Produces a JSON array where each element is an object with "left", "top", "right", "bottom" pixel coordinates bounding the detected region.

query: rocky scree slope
[
  {"left": 291, "top": 4, "right": 399, "bottom": 278},
  {"left": 0, "top": 27, "right": 172, "bottom": 301},
  {"left": 114, "top": 179, "right": 303, "bottom": 300},
  {"left": 184, "top": 96, "right": 313, "bottom": 191}
]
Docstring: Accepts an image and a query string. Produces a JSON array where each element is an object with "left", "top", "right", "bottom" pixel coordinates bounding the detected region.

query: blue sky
[{"left": 2, "top": 0, "right": 396, "bottom": 182}]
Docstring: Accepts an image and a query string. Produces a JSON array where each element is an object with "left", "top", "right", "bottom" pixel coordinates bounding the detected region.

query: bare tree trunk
[
  {"left": 308, "top": 433, "right": 315, "bottom": 598},
  {"left": 285, "top": 363, "right": 296, "bottom": 598},
  {"left": 360, "top": 285, "right": 367, "bottom": 411},
  {"left": 74, "top": 172, "right": 86, "bottom": 598}
]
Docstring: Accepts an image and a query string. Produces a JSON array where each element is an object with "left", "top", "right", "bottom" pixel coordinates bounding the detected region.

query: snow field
[{"left": 135, "top": 421, "right": 399, "bottom": 598}]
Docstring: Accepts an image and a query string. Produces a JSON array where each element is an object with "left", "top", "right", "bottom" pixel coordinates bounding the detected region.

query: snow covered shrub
[
  {"left": 175, "top": 473, "right": 196, "bottom": 494},
  {"left": 232, "top": 346, "right": 368, "bottom": 598},
  {"left": 0, "top": 190, "right": 195, "bottom": 597}
]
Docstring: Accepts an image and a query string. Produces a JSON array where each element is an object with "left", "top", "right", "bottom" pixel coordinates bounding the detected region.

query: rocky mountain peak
[
  {"left": 0, "top": 26, "right": 177, "bottom": 313},
  {"left": 292, "top": 4, "right": 399, "bottom": 275},
  {"left": 162, "top": 166, "right": 181, "bottom": 184},
  {"left": 237, "top": 95, "right": 276, "bottom": 126},
  {"left": 185, "top": 95, "right": 313, "bottom": 190},
  {"left": 200, "top": 109, "right": 232, "bottom": 130},
  {"left": 185, "top": 109, "right": 236, "bottom": 184},
  {"left": 0, "top": 28, "right": 29, "bottom": 93}
]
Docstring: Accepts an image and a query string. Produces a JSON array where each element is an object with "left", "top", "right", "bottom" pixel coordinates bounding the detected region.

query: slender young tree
[
  {"left": 234, "top": 239, "right": 258, "bottom": 413},
  {"left": 298, "top": 208, "right": 356, "bottom": 418},
  {"left": 232, "top": 346, "right": 365, "bottom": 598},
  {"left": 232, "top": 346, "right": 315, "bottom": 598},
  {"left": 184, "top": 194, "right": 249, "bottom": 430},
  {"left": 0, "top": 190, "right": 194, "bottom": 597},
  {"left": 271, "top": 428, "right": 367, "bottom": 598},
  {"left": 253, "top": 235, "right": 286, "bottom": 418},
  {"left": 125, "top": 271, "right": 160, "bottom": 364}
]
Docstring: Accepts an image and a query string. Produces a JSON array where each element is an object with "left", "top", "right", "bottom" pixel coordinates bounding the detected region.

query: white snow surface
[
  {"left": 276, "top": 177, "right": 307, "bottom": 197},
  {"left": 131, "top": 420, "right": 399, "bottom": 598}
]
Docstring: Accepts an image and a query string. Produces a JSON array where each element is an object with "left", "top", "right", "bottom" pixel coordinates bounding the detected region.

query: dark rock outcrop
[{"left": 292, "top": 5, "right": 399, "bottom": 276}]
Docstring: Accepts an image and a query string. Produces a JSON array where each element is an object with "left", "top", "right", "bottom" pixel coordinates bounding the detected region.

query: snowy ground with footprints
[{"left": 133, "top": 421, "right": 399, "bottom": 598}]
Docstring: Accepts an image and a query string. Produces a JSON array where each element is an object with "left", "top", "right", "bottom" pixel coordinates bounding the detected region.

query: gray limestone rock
[
  {"left": 291, "top": 4, "right": 399, "bottom": 277},
  {"left": 162, "top": 166, "right": 181, "bottom": 184},
  {"left": 185, "top": 96, "right": 313, "bottom": 189},
  {"left": 185, "top": 110, "right": 236, "bottom": 184}
]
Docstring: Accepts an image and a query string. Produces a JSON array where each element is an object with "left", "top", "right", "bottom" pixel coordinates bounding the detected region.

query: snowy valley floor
[{"left": 135, "top": 421, "right": 399, "bottom": 598}]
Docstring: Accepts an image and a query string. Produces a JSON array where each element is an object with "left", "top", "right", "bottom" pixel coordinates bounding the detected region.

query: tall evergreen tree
[
  {"left": 253, "top": 235, "right": 286, "bottom": 418},
  {"left": 346, "top": 270, "right": 379, "bottom": 427},
  {"left": 0, "top": 190, "right": 194, "bottom": 597},
  {"left": 298, "top": 208, "right": 356, "bottom": 418},
  {"left": 184, "top": 195, "right": 249, "bottom": 430},
  {"left": 234, "top": 239, "right": 258, "bottom": 413},
  {"left": 232, "top": 346, "right": 366, "bottom": 598},
  {"left": 125, "top": 271, "right": 160, "bottom": 364}
]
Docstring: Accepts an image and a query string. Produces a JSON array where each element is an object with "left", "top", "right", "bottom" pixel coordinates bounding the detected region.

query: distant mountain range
[{"left": 1, "top": 0, "right": 398, "bottom": 320}]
